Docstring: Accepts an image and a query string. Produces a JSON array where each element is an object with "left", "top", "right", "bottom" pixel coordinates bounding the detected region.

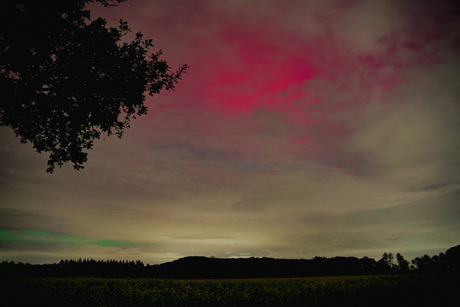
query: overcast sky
[{"left": 1, "top": 0, "right": 459, "bottom": 265}]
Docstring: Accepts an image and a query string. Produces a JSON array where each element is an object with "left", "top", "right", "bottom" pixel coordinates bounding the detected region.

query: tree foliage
[
  {"left": 0, "top": 0, "right": 187, "bottom": 172},
  {"left": 396, "top": 253, "right": 409, "bottom": 272}
]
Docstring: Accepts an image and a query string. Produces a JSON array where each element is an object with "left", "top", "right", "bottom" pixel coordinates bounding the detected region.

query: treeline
[
  {"left": 1, "top": 245, "right": 459, "bottom": 279},
  {"left": 0, "top": 259, "right": 147, "bottom": 278}
]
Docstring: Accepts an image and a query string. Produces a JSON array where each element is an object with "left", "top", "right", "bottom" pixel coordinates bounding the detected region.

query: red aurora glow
[{"left": 203, "top": 29, "right": 317, "bottom": 115}]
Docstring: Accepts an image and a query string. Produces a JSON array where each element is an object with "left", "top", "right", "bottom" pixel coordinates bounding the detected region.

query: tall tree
[
  {"left": 387, "top": 252, "right": 394, "bottom": 268},
  {"left": 381, "top": 252, "right": 394, "bottom": 267},
  {"left": 0, "top": 0, "right": 187, "bottom": 172},
  {"left": 396, "top": 253, "right": 409, "bottom": 272},
  {"left": 412, "top": 254, "right": 433, "bottom": 272}
]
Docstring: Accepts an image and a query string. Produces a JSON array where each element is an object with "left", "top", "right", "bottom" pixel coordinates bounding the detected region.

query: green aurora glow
[{"left": 0, "top": 229, "right": 142, "bottom": 247}]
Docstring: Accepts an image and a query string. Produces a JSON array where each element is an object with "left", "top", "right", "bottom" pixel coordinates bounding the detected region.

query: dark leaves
[{"left": 0, "top": 0, "right": 187, "bottom": 173}]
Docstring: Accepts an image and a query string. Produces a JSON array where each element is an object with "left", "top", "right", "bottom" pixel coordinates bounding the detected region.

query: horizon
[
  {"left": 1, "top": 0, "right": 459, "bottom": 266},
  {"left": 1, "top": 241, "right": 455, "bottom": 266}
]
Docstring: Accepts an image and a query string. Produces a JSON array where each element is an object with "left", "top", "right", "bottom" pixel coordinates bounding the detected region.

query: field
[{"left": 1, "top": 274, "right": 458, "bottom": 306}]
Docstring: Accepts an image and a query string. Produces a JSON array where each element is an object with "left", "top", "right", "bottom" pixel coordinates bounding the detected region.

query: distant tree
[
  {"left": 380, "top": 252, "right": 395, "bottom": 270},
  {"left": 411, "top": 256, "right": 420, "bottom": 270},
  {"left": 445, "top": 245, "right": 460, "bottom": 272},
  {"left": 430, "top": 254, "right": 448, "bottom": 272},
  {"left": 412, "top": 254, "right": 433, "bottom": 272},
  {"left": 396, "top": 253, "right": 409, "bottom": 272},
  {"left": 0, "top": 0, "right": 187, "bottom": 172},
  {"left": 387, "top": 252, "right": 394, "bottom": 268},
  {"left": 376, "top": 257, "right": 391, "bottom": 274},
  {"left": 437, "top": 252, "right": 447, "bottom": 267},
  {"left": 359, "top": 256, "right": 377, "bottom": 274},
  {"left": 382, "top": 252, "right": 389, "bottom": 263}
]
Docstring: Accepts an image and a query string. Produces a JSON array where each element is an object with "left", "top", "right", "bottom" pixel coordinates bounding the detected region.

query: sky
[{"left": 1, "top": 0, "right": 459, "bottom": 265}]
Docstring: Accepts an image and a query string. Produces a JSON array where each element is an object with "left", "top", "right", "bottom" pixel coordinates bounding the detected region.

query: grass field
[{"left": 1, "top": 274, "right": 458, "bottom": 306}]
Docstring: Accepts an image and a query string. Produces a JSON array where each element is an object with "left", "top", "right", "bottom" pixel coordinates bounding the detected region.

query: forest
[{"left": 2, "top": 244, "right": 459, "bottom": 279}]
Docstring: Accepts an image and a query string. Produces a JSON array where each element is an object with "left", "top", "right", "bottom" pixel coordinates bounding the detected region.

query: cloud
[
  {"left": 332, "top": 0, "right": 403, "bottom": 54},
  {"left": 347, "top": 58, "right": 460, "bottom": 190}
]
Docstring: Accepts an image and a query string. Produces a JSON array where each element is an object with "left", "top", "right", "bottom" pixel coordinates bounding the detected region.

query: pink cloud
[
  {"left": 195, "top": 26, "right": 317, "bottom": 115},
  {"left": 92, "top": 0, "right": 460, "bottom": 166}
]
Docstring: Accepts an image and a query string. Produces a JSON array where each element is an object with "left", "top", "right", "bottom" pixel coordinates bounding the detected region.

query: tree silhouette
[
  {"left": 0, "top": 0, "right": 187, "bottom": 172},
  {"left": 412, "top": 254, "right": 433, "bottom": 272},
  {"left": 387, "top": 252, "right": 394, "bottom": 268},
  {"left": 396, "top": 253, "right": 409, "bottom": 272}
]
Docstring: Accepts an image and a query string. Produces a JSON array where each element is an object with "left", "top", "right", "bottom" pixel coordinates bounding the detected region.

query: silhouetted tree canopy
[
  {"left": 396, "top": 253, "right": 409, "bottom": 272},
  {"left": 446, "top": 245, "right": 460, "bottom": 272},
  {"left": 0, "top": 0, "right": 187, "bottom": 172}
]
